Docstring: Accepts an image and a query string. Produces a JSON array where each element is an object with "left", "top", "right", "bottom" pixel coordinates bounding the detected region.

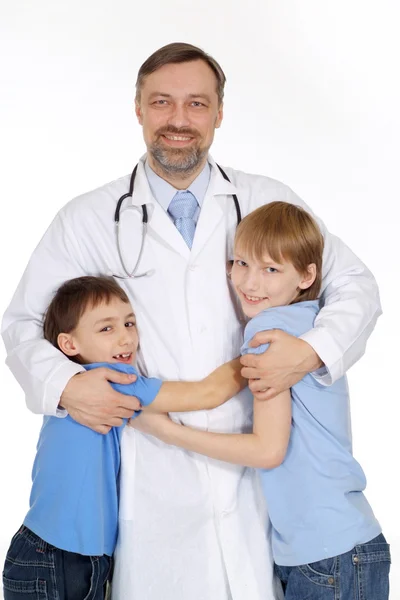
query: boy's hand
[
  {"left": 59, "top": 368, "right": 141, "bottom": 434},
  {"left": 130, "top": 412, "right": 172, "bottom": 438}
]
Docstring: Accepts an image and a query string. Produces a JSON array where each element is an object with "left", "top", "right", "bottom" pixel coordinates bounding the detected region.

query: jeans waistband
[{"left": 18, "top": 525, "right": 55, "bottom": 553}]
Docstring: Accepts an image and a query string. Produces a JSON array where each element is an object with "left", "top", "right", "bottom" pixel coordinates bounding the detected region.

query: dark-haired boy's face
[{"left": 58, "top": 298, "right": 139, "bottom": 365}]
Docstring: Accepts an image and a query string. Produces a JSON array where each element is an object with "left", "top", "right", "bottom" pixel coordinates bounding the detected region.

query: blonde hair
[{"left": 234, "top": 201, "right": 324, "bottom": 303}]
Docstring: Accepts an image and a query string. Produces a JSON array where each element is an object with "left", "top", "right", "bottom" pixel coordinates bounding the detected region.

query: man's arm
[
  {"left": 1, "top": 210, "right": 141, "bottom": 431},
  {"left": 145, "top": 358, "right": 246, "bottom": 413},
  {"left": 240, "top": 184, "right": 381, "bottom": 398},
  {"left": 132, "top": 389, "right": 292, "bottom": 469}
]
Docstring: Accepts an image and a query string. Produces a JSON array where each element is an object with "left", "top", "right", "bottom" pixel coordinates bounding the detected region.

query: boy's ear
[
  {"left": 57, "top": 333, "right": 80, "bottom": 357},
  {"left": 298, "top": 263, "right": 317, "bottom": 290}
]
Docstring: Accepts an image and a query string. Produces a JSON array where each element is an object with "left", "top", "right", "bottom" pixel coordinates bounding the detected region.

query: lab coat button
[{"left": 188, "top": 264, "right": 198, "bottom": 271}]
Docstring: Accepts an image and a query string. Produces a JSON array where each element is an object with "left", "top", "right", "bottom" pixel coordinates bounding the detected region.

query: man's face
[
  {"left": 58, "top": 298, "right": 139, "bottom": 365},
  {"left": 136, "top": 60, "right": 223, "bottom": 176}
]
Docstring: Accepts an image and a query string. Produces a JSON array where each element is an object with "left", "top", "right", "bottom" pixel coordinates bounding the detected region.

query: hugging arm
[
  {"left": 240, "top": 186, "right": 381, "bottom": 399},
  {"left": 1, "top": 211, "right": 141, "bottom": 432},
  {"left": 144, "top": 358, "right": 246, "bottom": 413},
  {"left": 132, "top": 389, "right": 292, "bottom": 469}
]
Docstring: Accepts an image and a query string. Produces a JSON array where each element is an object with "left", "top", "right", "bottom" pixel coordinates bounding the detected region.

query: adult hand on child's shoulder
[
  {"left": 240, "top": 330, "right": 323, "bottom": 400},
  {"left": 59, "top": 368, "right": 140, "bottom": 433}
]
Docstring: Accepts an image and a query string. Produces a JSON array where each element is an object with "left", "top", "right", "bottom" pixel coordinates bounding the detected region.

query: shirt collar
[{"left": 144, "top": 160, "right": 211, "bottom": 211}]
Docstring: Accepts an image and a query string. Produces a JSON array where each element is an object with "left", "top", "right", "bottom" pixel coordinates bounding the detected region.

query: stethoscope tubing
[{"left": 114, "top": 162, "right": 241, "bottom": 279}]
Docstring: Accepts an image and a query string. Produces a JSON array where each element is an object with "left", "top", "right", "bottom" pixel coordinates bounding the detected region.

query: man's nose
[{"left": 168, "top": 103, "right": 190, "bottom": 129}]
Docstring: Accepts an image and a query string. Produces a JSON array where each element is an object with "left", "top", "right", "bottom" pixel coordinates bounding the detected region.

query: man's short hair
[
  {"left": 43, "top": 276, "right": 130, "bottom": 350},
  {"left": 136, "top": 42, "right": 226, "bottom": 104}
]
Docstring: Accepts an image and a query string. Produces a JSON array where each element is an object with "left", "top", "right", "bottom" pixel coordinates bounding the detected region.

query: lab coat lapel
[
  {"left": 131, "top": 157, "right": 191, "bottom": 258},
  {"left": 190, "top": 158, "right": 238, "bottom": 260}
]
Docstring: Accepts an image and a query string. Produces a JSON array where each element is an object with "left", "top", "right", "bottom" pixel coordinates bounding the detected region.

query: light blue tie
[{"left": 168, "top": 190, "right": 198, "bottom": 249}]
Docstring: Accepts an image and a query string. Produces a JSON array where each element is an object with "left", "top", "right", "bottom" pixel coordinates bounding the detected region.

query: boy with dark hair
[{"left": 2, "top": 276, "right": 244, "bottom": 600}]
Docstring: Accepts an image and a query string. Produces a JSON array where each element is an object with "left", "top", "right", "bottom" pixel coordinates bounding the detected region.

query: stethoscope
[{"left": 113, "top": 163, "right": 242, "bottom": 279}]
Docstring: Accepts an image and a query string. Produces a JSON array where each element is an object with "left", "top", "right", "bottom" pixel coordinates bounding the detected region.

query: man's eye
[
  {"left": 153, "top": 100, "right": 168, "bottom": 105},
  {"left": 191, "top": 101, "right": 205, "bottom": 107},
  {"left": 125, "top": 321, "right": 136, "bottom": 328}
]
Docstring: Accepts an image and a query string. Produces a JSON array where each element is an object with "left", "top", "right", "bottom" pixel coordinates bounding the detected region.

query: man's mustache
[{"left": 155, "top": 126, "right": 200, "bottom": 138}]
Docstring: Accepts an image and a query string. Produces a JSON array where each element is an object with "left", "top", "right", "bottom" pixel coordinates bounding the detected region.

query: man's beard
[{"left": 149, "top": 127, "right": 208, "bottom": 178}]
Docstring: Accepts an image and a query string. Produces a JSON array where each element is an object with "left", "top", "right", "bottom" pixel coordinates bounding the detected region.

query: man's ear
[
  {"left": 57, "top": 333, "right": 80, "bottom": 357},
  {"left": 298, "top": 263, "right": 317, "bottom": 290},
  {"left": 135, "top": 100, "right": 143, "bottom": 125},
  {"left": 215, "top": 102, "right": 224, "bottom": 129}
]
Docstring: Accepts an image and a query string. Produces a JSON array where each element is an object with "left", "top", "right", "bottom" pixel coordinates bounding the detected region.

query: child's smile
[{"left": 231, "top": 247, "right": 315, "bottom": 318}]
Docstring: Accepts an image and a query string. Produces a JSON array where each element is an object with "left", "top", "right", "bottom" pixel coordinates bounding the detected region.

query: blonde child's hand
[{"left": 129, "top": 411, "right": 172, "bottom": 438}]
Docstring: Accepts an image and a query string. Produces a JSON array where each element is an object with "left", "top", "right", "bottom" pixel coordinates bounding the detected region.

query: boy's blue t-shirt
[
  {"left": 242, "top": 300, "right": 381, "bottom": 566},
  {"left": 23, "top": 362, "right": 162, "bottom": 556}
]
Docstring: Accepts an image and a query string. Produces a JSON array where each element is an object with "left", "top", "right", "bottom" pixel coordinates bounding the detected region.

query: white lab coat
[{"left": 2, "top": 155, "right": 381, "bottom": 600}]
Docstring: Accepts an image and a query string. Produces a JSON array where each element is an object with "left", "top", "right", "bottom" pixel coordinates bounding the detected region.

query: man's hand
[
  {"left": 59, "top": 368, "right": 141, "bottom": 434},
  {"left": 129, "top": 412, "right": 171, "bottom": 439},
  {"left": 240, "top": 329, "right": 323, "bottom": 401}
]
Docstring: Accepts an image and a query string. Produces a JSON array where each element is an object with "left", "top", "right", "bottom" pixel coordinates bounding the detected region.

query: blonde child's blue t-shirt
[
  {"left": 23, "top": 362, "right": 162, "bottom": 556},
  {"left": 242, "top": 300, "right": 381, "bottom": 566}
]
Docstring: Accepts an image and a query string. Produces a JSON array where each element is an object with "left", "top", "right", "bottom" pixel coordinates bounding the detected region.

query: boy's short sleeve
[
  {"left": 241, "top": 313, "right": 285, "bottom": 357},
  {"left": 84, "top": 363, "right": 162, "bottom": 418}
]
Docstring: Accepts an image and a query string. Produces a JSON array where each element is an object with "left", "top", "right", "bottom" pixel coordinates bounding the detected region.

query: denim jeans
[
  {"left": 2, "top": 526, "right": 112, "bottom": 600},
  {"left": 275, "top": 533, "right": 391, "bottom": 599}
]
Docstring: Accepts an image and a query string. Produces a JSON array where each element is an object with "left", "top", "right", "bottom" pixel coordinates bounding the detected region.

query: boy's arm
[
  {"left": 143, "top": 358, "right": 246, "bottom": 413},
  {"left": 132, "top": 389, "right": 292, "bottom": 469}
]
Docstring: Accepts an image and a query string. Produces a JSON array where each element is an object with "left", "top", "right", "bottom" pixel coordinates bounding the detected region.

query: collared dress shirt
[{"left": 144, "top": 159, "right": 211, "bottom": 224}]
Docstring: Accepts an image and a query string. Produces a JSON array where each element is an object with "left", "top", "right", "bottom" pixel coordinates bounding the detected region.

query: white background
[{"left": 1, "top": 0, "right": 399, "bottom": 597}]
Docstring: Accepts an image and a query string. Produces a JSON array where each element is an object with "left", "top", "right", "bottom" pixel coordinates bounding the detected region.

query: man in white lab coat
[{"left": 2, "top": 43, "right": 381, "bottom": 600}]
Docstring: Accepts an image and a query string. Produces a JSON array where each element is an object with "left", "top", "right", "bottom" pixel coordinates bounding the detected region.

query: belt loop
[{"left": 36, "top": 533, "right": 48, "bottom": 553}]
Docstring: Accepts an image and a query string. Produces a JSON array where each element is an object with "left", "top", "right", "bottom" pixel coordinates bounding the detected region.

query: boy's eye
[
  {"left": 265, "top": 267, "right": 278, "bottom": 273},
  {"left": 235, "top": 259, "right": 247, "bottom": 267},
  {"left": 125, "top": 321, "right": 136, "bottom": 328},
  {"left": 100, "top": 326, "right": 112, "bottom": 332}
]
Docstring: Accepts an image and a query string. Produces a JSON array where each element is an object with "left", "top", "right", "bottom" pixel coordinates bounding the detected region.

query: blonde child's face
[
  {"left": 230, "top": 246, "right": 316, "bottom": 319},
  {"left": 57, "top": 297, "right": 139, "bottom": 365}
]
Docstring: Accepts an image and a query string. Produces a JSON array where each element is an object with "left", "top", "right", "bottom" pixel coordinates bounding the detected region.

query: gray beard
[{"left": 149, "top": 143, "right": 208, "bottom": 179}]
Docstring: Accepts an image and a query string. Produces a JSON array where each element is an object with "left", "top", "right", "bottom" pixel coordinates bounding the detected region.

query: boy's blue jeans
[
  {"left": 275, "top": 533, "right": 391, "bottom": 599},
  {"left": 2, "top": 526, "right": 112, "bottom": 600}
]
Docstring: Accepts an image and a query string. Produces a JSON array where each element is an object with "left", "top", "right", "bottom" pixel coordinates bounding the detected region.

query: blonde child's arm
[
  {"left": 141, "top": 358, "right": 246, "bottom": 413},
  {"left": 133, "top": 389, "right": 292, "bottom": 469}
]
